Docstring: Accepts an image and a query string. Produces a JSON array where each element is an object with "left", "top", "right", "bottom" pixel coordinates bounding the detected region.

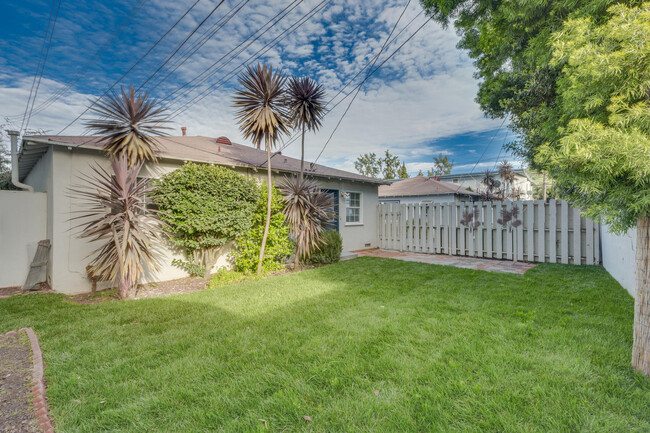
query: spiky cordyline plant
[
  {"left": 498, "top": 160, "right": 516, "bottom": 198},
  {"left": 233, "top": 64, "right": 291, "bottom": 275},
  {"left": 70, "top": 156, "right": 163, "bottom": 299},
  {"left": 85, "top": 86, "right": 170, "bottom": 166},
  {"left": 279, "top": 176, "right": 334, "bottom": 268},
  {"left": 287, "top": 77, "right": 326, "bottom": 181}
]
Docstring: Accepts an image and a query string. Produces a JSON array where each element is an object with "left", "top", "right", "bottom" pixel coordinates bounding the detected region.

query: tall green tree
[
  {"left": 354, "top": 149, "right": 405, "bottom": 180},
  {"left": 233, "top": 64, "right": 291, "bottom": 275},
  {"left": 426, "top": 153, "right": 453, "bottom": 176},
  {"left": 536, "top": 3, "right": 650, "bottom": 376},
  {"left": 287, "top": 77, "right": 326, "bottom": 182},
  {"left": 398, "top": 162, "right": 409, "bottom": 179},
  {"left": 420, "top": 0, "right": 629, "bottom": 166},
  {"left": 0, "top": 133, "right": 16, "bottom": 190}
]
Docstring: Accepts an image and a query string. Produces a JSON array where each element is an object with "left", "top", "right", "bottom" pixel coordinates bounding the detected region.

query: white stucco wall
[
  {"left": 601, "top": 224, "right": 636, "bottom": 297},
  {"left": 26, "top": 146, "right": 379, "bottom": 294},
  {"left": 0, "top": 191, "right": 47, "bottom": 287}
]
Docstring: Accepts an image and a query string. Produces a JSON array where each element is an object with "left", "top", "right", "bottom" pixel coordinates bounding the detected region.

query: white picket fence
[{"left": 377, "top": 199, "right": 600, "bottom": 265}]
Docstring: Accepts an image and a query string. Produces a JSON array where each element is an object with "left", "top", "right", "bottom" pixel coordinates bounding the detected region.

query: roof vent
[
  {"left": 181, "top": 126, "right": 187, "bottom": 136},
  {"left": 216, "top": 136, "right": 232, "bottom": 145}
]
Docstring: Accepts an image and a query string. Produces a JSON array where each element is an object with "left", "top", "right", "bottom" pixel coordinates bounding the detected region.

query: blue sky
[{"left": 0, "top": 0, "right": 517, "bottom": 175}]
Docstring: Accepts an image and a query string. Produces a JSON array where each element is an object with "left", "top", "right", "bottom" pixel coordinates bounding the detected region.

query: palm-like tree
[
  {"left": 86, "top": 86, "right": 170, "bottom": 166},
  {"left": 70, "top": 156, "right": 163, "bottom": 299},
  {"left": 498, "top": 160, "right": 516, "bottom": 199},
  {"left": 279, "top": 177, "right": 334, "bottom": 268},
  {"left": 233, "top": 64, "right": 291, "bottom": 275},
  {"left": 287, "top": 77, "right": 326, "bottom": 181},
  {"left": 77, "top": 85, "right": 170, "bottom": 299}
]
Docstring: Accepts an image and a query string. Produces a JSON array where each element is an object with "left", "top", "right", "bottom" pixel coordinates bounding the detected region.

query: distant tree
[
  {"left": 498, "top": 160, "right": 516, "bottom": 198},
  {"left": 354, "top": 150, "right": 406, "bottom": 180},
  {"left": 354, "top": 152, "right": 382, "bottom": 178},
  {"left": 398, "top": 162, "right": 409, "bottom": 179},
  {"left": 0, "top": 134, "right": 16, "bottom": 190},
  {"left": 382, "top": 150, "right": 401, "bottom": 180},
  {"left": 427, "top": 153, "right": 453, "bottom": 176},
  {"left": 536, "top": 3, "right": 650, "bottom": 376}
]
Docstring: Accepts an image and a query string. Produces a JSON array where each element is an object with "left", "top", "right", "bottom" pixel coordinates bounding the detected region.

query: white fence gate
[{"left": 377, "top": 199, "right": 600, "bottom": 265}]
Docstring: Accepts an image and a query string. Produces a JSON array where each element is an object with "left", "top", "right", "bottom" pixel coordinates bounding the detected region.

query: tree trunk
[
  {"left": 632, "top": 215, "right": 650, "bottom": 376},
  {"left": 299, "top": 124, "right": 305, "bottom": 183},
  {"left": 257, "top": 142, "right": 273, "bottom": 275},
  {"left": 117, "top": 274, "right": 130, "bottom": 300}
]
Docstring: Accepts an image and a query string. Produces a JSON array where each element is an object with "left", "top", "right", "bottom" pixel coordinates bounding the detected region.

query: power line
[
  {"left": 136, "top": 0, "right": 227, "bottom": 92},
  {"left": 264, "top": 9, "right": 426, "bottom": 166},
  {"left": 468, "top": 117, "right": 507, "bottom": 175},
  {"left": 57, "top": 0, "right": 203, "bottom": 135},
  {"left": 8, "top": 0, "right": 149, "bottom": 121},
  {"left": 161, "top": 0, "right": 305, "bottom": 111},
  {"left": 20, "top": 0, "right": 61, "bottom": 135},
  {"left": 144, "top": 0, "right": 250, "bottom": 94},
  {"left": 313, "top": 15, "right": 432, "bottom": 164},
  {"left": 168, "top": 0, "right": 329, "bottom": 119}
]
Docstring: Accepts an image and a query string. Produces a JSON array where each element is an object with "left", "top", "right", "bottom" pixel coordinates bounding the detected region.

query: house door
[{"left": 322, "top": 189, "right": 339, "bottom": 231}]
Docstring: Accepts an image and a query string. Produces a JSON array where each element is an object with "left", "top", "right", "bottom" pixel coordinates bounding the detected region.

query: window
[{"left": 345, "top": 191, "right": 362, "bottom": 224}]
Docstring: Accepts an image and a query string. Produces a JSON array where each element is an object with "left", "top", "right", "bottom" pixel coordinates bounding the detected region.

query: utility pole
[{"left": 542, "top": 171, "right": 547, "bottom": 201}]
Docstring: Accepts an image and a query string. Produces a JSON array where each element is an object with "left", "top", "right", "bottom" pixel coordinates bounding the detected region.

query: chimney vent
[{"left": 181, "top": 126, "right": 187, "bottom": 136}]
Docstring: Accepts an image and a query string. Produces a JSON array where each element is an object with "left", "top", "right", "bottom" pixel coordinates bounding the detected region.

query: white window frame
[{"left": 344, "top": 191, "right": 363, "bottom": 226}]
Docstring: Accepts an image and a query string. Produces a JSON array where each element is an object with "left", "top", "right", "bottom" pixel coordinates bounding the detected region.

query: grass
[{"left": 0, "top": 257, "right": 648, "bottom": 432}]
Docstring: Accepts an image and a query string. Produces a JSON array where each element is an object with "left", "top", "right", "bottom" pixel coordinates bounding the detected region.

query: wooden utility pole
[{"left": 542, "top": 171, "right": 547, "bottom": 201}]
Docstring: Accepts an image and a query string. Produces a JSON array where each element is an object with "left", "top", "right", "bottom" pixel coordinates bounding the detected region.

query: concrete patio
[{"left": 352, "top": 248, "right": 537, "bottom": 275}]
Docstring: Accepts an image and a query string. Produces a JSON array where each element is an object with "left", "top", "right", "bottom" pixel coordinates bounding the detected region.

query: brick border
[{"left": 2, "top": 328, "right": 54, "bottom": 433}]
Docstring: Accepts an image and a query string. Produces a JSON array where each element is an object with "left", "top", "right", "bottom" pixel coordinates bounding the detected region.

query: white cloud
[{"left": 1, "top": 0, "right": 506, "bottom": 175}]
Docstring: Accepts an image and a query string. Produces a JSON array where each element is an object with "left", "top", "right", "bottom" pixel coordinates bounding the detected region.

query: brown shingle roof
[
  {"left": 378, "top": 176, "right": 479, "bottom": 198},
  {"left": 19, "top": 135, "right": 387, "bottom": 184}
]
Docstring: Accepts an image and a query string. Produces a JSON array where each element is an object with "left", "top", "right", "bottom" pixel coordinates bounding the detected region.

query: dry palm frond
[
  {"left": 85, "top": 86, "right": 170, "bottom": 166},
  {"left": 279, "top": 177, "right": 334, "bottom": 263},
  {"left": 69, "top": 155, "right": 163, "bottom": 299},
  {"left": 287, "top": 77, "right": 326, "bottom": 132},
  {"left": 233, "top": 64, "right": 291, "bottom": 149}
]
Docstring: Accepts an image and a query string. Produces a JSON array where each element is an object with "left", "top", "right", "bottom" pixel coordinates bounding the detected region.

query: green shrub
[
  {"left": 307, "top": 230, "right": 342, "bottom": 265},
  {"left": 207, "top": 268, "right": 246, "bottom": 289},
  {"left": 171, "top": 259, "right": 205, "bottom": 278},
  {"left": 232, "top": 183, "right": 293, "bottom": 274},
  {"left": 153, "top": 163, "right": 258, "bottom": 277}
]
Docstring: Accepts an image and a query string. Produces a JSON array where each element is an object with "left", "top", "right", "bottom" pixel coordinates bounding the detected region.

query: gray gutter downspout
[{"left": 7, "top": 130, "right": 34, "bottom": 192}]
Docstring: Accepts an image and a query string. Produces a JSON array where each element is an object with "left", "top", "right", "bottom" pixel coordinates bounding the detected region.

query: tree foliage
[
  {"left": 233, "top": 183, "right": 293, "bottom": 274},
  {"left": 420, "top": 0, "right": 627, "bottom": 166},
  {"left": 427, "top": 153, "right": 453, "bottom": 176},
  {"left": 398, "top": 162, "right": 409, "bottom": 179},
  {"left": 536, "top": 3, "right": 650, "bottom": 232},
  {"left": 354, "top": 150, "right": 406, "bottom": 179},
  {"left": 0, "top": 134, "right": 16, "bottom": 190},
  {"left": 153, "top": 163, "right": 259, "bottom": 276}
]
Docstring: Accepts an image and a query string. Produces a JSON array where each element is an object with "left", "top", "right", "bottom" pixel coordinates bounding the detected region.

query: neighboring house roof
[
  {"left": 18, "top": 135, "right": 387, "bottom": 185},
  {"left": 378, "top": 176, "right": 480, "bottom": 198},
  {"left": 438, "top": 169, "right": 527, "bottom": 181}
]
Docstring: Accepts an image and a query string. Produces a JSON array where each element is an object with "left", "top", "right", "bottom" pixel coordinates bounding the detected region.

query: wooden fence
[{"left": 377, "top": 199, "right": 600, "bottom": 265}]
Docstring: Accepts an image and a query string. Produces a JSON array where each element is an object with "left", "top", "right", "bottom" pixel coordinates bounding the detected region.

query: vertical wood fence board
[
  {"left": 549, "top": 199, "right": 557, "bottom": 263},
  {"left": 561, "top": 200, "right": 569, "bottom": 264},
  {"left": 527, "top": 201, "right": 535, "bottom": 261},
  {"left": 537, "top": 200, "right": 546, "bottom": 263},
  {"left": 573, "top": 207, "right": 582, "bottom": 265},
  {"left": 586, "top": 218, "right": 594, "bottom": 265}
]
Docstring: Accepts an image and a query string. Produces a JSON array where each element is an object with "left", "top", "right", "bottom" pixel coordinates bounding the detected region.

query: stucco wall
[
  {"left": 601, "top": 224, "right": 636, "bottom": 297},
  {"left": 0, "top": 191, "right": 47, "bottom": 288},
  {"left": 28, "top": 146, "right": 379, "bottom": 294}
]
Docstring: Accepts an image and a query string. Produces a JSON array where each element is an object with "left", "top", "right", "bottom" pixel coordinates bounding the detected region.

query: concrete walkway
[{"left": 352, "top": 248, "right": 537, "bottom": 275}]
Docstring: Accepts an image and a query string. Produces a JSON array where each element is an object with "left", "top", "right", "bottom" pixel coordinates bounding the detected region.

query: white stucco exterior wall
[
  {"left": 600, "top": 224, "right": 636, "bottom": 297},
  {"left": 25, "top": 146, "right": 379, "bottom": 294},
  {"left": 0, "top": 191, "right": 47, "bottom": 287}
]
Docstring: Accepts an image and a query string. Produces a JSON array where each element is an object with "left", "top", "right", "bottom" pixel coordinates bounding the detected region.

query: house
[
  {"left": 379, "top": 175, "right": 480, "bottom": 204},
  {"left": 438, "top": 170, "right": 535, "bottom": 200},
  {"left": 3, "top": 132, "right": 386, "bottom": 294}
]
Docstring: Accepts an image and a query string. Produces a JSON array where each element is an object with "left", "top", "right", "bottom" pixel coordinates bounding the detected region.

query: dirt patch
[
  {"left": 0, "top": 285, "right": 54, "bottom": 299},
  {"left": 0, "top": 331, "right": 39, "bottom": 433}
]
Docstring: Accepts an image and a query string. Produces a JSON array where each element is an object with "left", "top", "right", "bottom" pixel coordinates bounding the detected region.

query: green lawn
[{"left": 1, "top": 258, "right": 648, "bottom": 432}]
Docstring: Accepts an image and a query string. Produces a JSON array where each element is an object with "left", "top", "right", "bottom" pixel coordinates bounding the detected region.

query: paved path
[{"left": 352, "top": 248, "right": 537, "bottom": 275}]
